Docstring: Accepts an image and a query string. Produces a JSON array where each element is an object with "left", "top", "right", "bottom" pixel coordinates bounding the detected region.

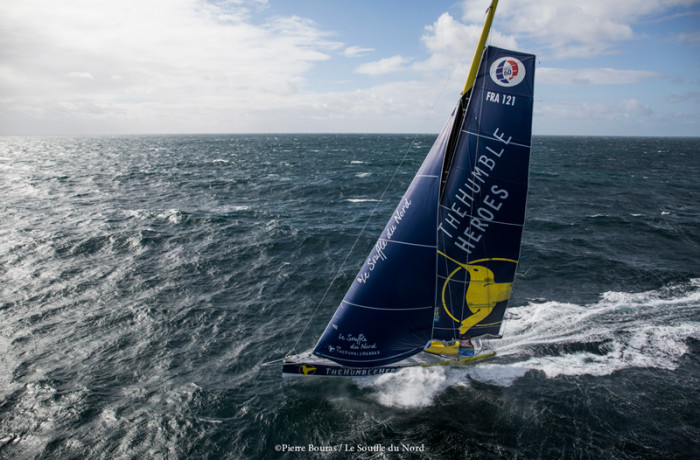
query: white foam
[
  {"left": 496, "top": 281, "right": 700, "bottom": 378},
  {"left": 158, "top": 209, "right": 183, "bottom": 223},
  {"left": 357, "top": 280, "right": 700, "bottom": 408},
  {"left": 345, "top": 198, "right": 379, "bottom": 203},
  {"left": 355, "top": 367, "right": 460, "bottom": 409},
  {"left": 463, "top": 364, "right": 530, "bottom": 386},
  {"left": 354, "top": 364, "right": 531, "bottom": 409}
]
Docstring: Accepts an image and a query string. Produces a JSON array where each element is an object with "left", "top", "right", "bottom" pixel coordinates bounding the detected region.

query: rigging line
[
  {"left": 288, "top": 33, "right": 480, "bottom": 357},
  {"left": 260, "top": 357, "right": 285, "bottom": 366}
]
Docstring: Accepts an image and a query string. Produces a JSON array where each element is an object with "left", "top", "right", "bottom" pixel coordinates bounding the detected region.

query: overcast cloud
[{"left": 1, "top": 0, "right": 698, "bottom": 135}]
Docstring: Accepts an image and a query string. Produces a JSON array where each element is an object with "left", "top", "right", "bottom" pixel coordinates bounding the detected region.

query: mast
[
  {"left": 440, "top": 0, "right": 499, "bottom": 195},
  {"left": 462, "top": 0, "right": 499, "bottom": 97}
]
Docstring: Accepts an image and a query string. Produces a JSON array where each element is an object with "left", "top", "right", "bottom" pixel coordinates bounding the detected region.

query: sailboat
[{"left": 283, "top": 0, "right": 535, "bottom": 377}]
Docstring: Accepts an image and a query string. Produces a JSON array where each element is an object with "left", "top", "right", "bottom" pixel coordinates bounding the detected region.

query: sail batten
[
  {"left": 459, "top": 129, "right": 532, "bottom": 148},
  {"left": 341, "top": 300, "right": 434, "bottom": 312},
  {"left": 376, "top": 238, "right": 437, "bottom": 249}
]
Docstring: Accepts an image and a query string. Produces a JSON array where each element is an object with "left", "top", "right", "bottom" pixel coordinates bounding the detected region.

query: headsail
[{"left": 312, "top": 110, "right": 457, "bottom": 367}]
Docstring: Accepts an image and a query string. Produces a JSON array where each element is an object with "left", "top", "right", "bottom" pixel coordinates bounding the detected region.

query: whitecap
[
  {"left": 354, "top": 363, "right": 531, "bottom": 409},
  {"left": 345, "top": 198, "right": 379, "bottom": 203},
  {"left": 355, "top": 280, "right": 700, "bottom": 407},
  {"left": 497, "top": 281, "right": 700, "bottom": 378},
  {"left": 354, "top": 367, "right": 458, "bottom": 409}
]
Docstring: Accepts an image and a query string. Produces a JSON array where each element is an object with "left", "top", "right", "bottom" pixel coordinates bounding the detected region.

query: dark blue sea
[{"left": 1, "top": 134, "right": 698, "bottom": 459}]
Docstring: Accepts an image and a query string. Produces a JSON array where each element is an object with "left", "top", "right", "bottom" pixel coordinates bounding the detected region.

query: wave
[
  {"left": 355, "top": 279, "right": 700, "bottom": 408},
  {"left": 345, "top": 198, "right": 380, "bottom": 203}
]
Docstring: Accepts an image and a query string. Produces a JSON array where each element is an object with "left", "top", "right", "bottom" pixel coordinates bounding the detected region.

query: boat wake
[{"left": 355, "top": 279, "right": 700, "bottom": 408}]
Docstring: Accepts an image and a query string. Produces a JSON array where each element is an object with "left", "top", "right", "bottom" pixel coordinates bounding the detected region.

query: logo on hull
[{"left": 298, "top": 364, "right": 317, "bottom": 376}]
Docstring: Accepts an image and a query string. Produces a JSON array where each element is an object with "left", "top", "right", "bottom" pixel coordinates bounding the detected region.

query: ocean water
[{"left": 0, "top": 134, "right": 698, "bottom": 459}]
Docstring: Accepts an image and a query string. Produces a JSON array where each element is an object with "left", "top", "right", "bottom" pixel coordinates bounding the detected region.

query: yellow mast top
[{"left": 461, "top": 0, "right": 499, "bottom": 97}]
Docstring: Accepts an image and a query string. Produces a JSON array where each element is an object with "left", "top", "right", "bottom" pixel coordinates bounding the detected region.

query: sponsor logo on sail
[{"left": 490, "top": 57, "right": 525, "bottom": 87}]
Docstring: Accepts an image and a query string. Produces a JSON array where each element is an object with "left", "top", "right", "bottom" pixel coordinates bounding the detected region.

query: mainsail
[{"left": 433, "top": 47, "right": 535, "bottom": 340}]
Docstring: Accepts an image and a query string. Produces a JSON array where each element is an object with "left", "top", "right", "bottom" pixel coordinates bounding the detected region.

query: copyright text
[{"left": 274, "top": 443, "right": 425, "bottom": 453}]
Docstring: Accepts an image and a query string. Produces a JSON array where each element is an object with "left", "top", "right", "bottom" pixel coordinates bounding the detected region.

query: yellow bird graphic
[
  {"left": 459, "top": 264, "right": 511, "bottom": 333},
  {"left": 299, "top": 364, "right": 317, "bottom": 376},
  {"left": 439, "top": 252, "right": 515, "bottom": 334}
]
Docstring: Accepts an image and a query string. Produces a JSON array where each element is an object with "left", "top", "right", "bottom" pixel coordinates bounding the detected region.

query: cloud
[
  {"left": 414, "top": 12, "right": 517, "bottom": 74},
  {"left": 64, "top": 72, "right": 95, "bottom": 80},
  {"left": 672, "top": 30, "right": 700, "bottom": 45},
  {"left": 537, "top": 98, "right": 655, "bottom": 123},
  {"left": 538, "top": 68, "right": 663, "bottom": 85},
  {"left": 1, "top": 0, "right": 696, "bottom": 135},
  {"left": 344, "top": 46, "right": 375, "bottom": 58},
  {"left": 533, "top": 97, "right": 664, "bottom": 135},
  {"left": 259, "top": 79, "right": 452, "bottom": 133},
  {"left": 354, "top": 55, "right": 411, "bottom": 75},
  {"left": 0, "top": 0, "right": 341, "bottom": 133},
  {"left": 461, "top": 0, "right": 699, "bottom": 58},
  {"left": 667, "top": 91, "right": 700, "bottom": 103}
]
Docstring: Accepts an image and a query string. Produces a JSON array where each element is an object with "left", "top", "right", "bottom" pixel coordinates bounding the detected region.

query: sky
[{"left": 1, "top": 0, "right": 699, "bottom": 136}]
